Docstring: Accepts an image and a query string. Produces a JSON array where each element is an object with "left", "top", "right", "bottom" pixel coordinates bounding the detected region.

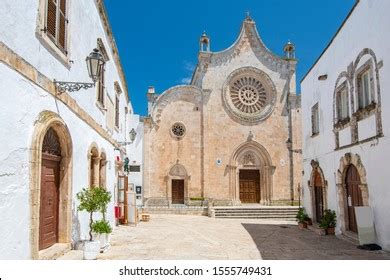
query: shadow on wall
[
  {"left": 241, "top": 223, "right": 390, "bottom": 260},
  {"left": 71, "top": 201, "right": 81, "bottom": 250}
]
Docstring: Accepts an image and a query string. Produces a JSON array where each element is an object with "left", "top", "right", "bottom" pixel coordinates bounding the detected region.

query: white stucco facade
[
  {"left": 0, "top": 0, "right": 136, "bottom": 259},
  {"left": 301, "top": 0, "right": 390, "bottom": 250}
]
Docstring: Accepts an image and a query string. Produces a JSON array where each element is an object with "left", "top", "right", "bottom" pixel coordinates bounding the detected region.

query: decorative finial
[{"left": 245, "top": 11, "right": 252, "bottom": 21}]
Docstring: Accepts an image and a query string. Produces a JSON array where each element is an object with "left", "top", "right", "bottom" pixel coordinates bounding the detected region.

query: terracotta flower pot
[
  {"left": 298, "top": 222, "right": 307, "bottom": 229},
  {"left": 326, "top": 227, "right": 335, "bottom": 235}
]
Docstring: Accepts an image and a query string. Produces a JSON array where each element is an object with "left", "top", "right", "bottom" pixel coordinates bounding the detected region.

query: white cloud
[
  {"left": 178, "top": 60, "right": 195, "bottom": 85},
  {"left": 180, "top": 77, "right": 192, "bottom": 84}
]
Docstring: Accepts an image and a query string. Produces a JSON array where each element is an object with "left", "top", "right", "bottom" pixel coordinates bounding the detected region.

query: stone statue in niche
[{"left": 242, "top": 152, "right": 256, "bottom": 166}]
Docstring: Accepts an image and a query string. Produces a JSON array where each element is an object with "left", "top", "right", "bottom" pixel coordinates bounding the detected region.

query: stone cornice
[{"left": 0, "top": 41, "right": 124, "bottom": 152}]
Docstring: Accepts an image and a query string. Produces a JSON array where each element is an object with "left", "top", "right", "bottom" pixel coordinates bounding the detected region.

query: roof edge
[{"left": 300, "top": 0, "right": 360, "bottom": 84}]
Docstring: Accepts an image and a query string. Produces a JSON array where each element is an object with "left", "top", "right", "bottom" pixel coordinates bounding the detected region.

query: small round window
[{"left": 171, "top": 123, "right": 186, "bottom": 138}]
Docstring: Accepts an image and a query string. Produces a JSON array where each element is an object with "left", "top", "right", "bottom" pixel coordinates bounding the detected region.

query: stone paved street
[{"left": 59, "top": 215, "right": 390, "bottom": 260}]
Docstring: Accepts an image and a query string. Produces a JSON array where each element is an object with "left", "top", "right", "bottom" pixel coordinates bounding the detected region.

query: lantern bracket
[{"left": 54, "top": 80, "right": 95, "bottom": 94}]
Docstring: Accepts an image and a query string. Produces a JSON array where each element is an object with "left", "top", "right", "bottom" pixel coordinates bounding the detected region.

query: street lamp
[
  {"left": 116, "top": 129, "right": 137, "bottom": 149},
  {"left": 54, "top": 48, "right": 105, "bottom": 94}
]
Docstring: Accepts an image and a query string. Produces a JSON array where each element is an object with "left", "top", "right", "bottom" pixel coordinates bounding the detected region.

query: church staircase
[{"left": 213, "top": 206, "right": 299, "bottom": 220}]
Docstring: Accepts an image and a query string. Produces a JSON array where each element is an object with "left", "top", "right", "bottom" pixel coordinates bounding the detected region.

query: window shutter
[
  {"left": 58, "top": 0, "right": 67, "bottom": 50},
  {"left": 46, "top": 0, "right": 57, "bottom": 38}
]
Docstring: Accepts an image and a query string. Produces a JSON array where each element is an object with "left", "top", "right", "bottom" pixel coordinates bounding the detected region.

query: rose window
[
  {"left": 223, "top": 68, "right": 276, "bottom": 124},
  {"left": 171, "top": 123, "right": 186, "bottom": 138},
  {"left": 230, "top": 77, "right": 267, "bottom": 113}
]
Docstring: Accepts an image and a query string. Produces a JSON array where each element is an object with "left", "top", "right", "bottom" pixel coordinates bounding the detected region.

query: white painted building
[
  {"left": 301, "top": 0, "right": 390, "bottom": 250},
  {"left": 126, "top": 114, "right": 144, "bottom": 207},
  {"left": 0, "top": 0, "right": 138, "bottom": 259}
]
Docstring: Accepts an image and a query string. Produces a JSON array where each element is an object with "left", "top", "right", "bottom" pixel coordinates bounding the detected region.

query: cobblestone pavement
[{"left": 59, "top": 214, "right": 390, "bottom": 260}]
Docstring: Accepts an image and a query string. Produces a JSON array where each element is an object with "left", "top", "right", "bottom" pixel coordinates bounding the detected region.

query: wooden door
[
  {"left": 39, "top": 155, "right": 60, "bottom": 250},
  {"left": 239, "top": 170, "right": 260, "bottom": 203},
  {"left": 314, "top": 171, "right": 324, "bottom": 223},
  {"left": 345, "top": 165, "right": 363, "bottom": 233},
  {"left": 172, "top": 180, "right": 184, "bottom": 204}
]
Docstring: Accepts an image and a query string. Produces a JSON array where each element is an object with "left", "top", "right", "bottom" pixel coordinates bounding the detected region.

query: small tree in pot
[
  {"left": 296, "top": 207, "right": 309, "bottom": 229},
  {"left": 76, "top": 187, "right": 104, "bottom": 260},
  {"left": 319, "top": 209, "right": 337, "bottom": 235},
  {"left": 93, "top": 187, "right": 112, "bottom": 252}
]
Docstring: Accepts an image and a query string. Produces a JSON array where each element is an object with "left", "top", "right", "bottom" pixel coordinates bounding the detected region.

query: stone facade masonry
[{"left": 144, "top": 17, "right": 302, "bottom": 207}]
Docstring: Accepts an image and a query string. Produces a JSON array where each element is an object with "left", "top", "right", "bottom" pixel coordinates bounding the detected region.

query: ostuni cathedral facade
[{"left": 144, "top": 16, "right": 302, "bottom": 207}]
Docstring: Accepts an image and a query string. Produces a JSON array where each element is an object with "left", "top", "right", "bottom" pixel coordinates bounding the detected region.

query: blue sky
[{"left": 105, "top": 0, "right": 356, "bottom": 116}]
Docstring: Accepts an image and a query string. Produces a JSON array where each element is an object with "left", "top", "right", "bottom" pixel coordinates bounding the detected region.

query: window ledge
[
  {"left": 36, "top": 29, "right": 70, "bottom": 69},
  {"left": 353, "top": 102, "right": 376, "bottom": 120},
  {"left": 311, "top": 133, "right": 319, "bottom": 138},
  {"left": 334, "top": 117, "right": 351, "bottom": 130},
  {"left": 96, "top": 101, "right": 107, "bottom": 114}
]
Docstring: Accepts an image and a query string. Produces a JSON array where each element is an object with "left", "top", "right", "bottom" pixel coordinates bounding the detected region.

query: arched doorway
[
  {"left": 229, "top": 140, "right": 274, "bottom": 205},
  {"left": 308, "top": 160, "right": 327, "bottom": 223},
  {"left": 167, "top": 163, "right": 189, "bottom": 205},
  {"left": 30, "top": 111, "right": 73, "bottom": 259},
  {"left": 336, "top": 153, "right": 369, "bottom": 235},
  {"left": 345, "top": 164, "right": 363, "bottom": 233},
  {"left": 39, "top": 128, "right": 61, "bottom": 250},
  {"left": 313, "top": 170, "right": 324, "bottom": 223}
]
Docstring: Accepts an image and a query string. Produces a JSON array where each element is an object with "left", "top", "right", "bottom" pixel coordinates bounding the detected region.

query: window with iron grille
[
  {"left": 129, "top": 165, "right": 141, "bottom": 172},
  {"left": 115, "top": 95, "right": 119, "bottom": 128},
  {"left": 311, "top": 103, "right": 319, "bottom": 136},
  {"left": 45, "top": 0, "right": 68, "bottom": 53}
]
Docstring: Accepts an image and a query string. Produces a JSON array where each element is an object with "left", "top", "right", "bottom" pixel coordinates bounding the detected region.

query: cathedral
[{"left": 143, "top": 15, "right": 302, "bottom": 207}]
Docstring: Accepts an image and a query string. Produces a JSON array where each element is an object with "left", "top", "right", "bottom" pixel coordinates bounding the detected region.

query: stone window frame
[
  {"left": 87, "top": 143, "right": 107, "bottom": 188},
  {"left": 333, "top": 48, "right": 383, "bottom": 150},
  {"left": 170, "top": 122, "right": 187, "bottom": 140},
  {"left": 36, "top": 0, "right": 72, "bottom": 67},
  {"left": 311, "top": 103, "right": 320, "bottom": 137},
  {"left": 335, "top": 81, "right": 350, "bottom": 126},
  {"left": 353, "top": 59, "right": 376, "bottom": 118},
  {"left": 95, "top": 38, "right": 110, "bottom": 113}
]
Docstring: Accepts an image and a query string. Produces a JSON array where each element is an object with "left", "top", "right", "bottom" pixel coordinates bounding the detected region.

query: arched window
[
  {"left": 99, "top": 151, "right": 107, "bottom": 189},
  {"left": 89, "top": 146, "right": 100, "bottom": 187}
]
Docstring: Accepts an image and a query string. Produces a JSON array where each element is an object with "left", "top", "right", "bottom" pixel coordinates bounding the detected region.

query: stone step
[
  {"left": 216, "top": 216, "right": 297, "bottom": 220},
  {"left": 213, "top": 206, "right": 299, "bottom": 220}
]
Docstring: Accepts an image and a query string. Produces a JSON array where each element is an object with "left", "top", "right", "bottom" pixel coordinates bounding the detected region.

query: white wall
[
  {"left": 301, "top": 0, "right": 390, "bottom": 250},
  {"left": 127, "top": 115, "right": 144, "bottom": 206},
  {"left": 0, "top": 0, "right": 133, "bottom": 259}
]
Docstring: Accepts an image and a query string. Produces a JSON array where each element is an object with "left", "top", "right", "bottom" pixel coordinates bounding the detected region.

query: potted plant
[
  {"left": 92, "top": 219, "right": 112, "bottom": 252},
  {"left": 296, "top": 207, "right": 309, "bottom": 229},
  {"left": 305, "top": 216, "right": 313, "bottom": 226},
  {"left": 76, "top": 187, "right": 103, "bottom": 260},
  {"left": 94, "top": 187, "right": 112, "bottom": 252},
  {"left": 319, "top": 209, "right": 337, "bottom": 235}
]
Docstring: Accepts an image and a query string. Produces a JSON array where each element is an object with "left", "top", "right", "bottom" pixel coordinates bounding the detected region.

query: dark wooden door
[
  {"left": 239, "top": 170, "right": 260, "bottom": 203},
  {"left": 345, "top": 165, "right": 363, "bottom": 233},
  {"left": 172, "top": 180, "right": 184, "bottom": 204},
  {"left": 39, "top": 155, "right": 60, "bottom": 250},
  {"left": 314, "top": 171, "right": 324, "bottom": 223}
]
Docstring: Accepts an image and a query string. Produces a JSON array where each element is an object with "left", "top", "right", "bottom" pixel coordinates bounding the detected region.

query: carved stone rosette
[{"left": 223, "top": 67, "right": 277, "bottom": 124}]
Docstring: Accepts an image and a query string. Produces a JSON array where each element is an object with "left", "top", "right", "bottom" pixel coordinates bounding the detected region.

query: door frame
[
  {"left": 308, "top": 160, "right": 328, "bottom": 223},
  {"left": 30, "top": 111, "right": 73, "bottom": 259},
  {"left": 336, "top": 153, "right": 370, "bottom": 235}
]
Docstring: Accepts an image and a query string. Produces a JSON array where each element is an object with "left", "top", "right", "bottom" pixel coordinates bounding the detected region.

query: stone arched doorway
[
  {"left": 337, "top": 153, "right": 369, "bottom": 234},
  {"left": 345, "top": 164, "right": 363, "bottom": 233},
  {"left": 229, "top": 140, "right": 274, "bottom": 205},
  {"left": 308, "top": 160, "right": 328, "bottom": 223},
  {"left": 166, "top": 163, "right": 189, "bottom": 205},
  {"left": 30, "top": 111, "right": 72, "bottom": 259}
]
